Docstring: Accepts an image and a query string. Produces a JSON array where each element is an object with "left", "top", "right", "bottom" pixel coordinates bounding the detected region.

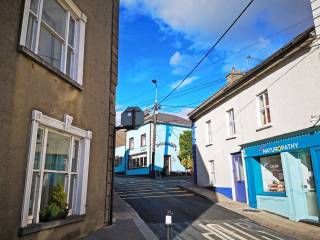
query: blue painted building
[
  {"left": 115, "top": 113, "right": 191, "bottom": 176},
  {"left": 114, "top": 129, "right": 127, "bottom": 173},
  {"left": 243, "top": 127, "right": 320, "bottom": 223}
]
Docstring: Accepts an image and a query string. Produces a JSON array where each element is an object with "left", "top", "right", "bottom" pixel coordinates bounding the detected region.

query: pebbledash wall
[
  {"left": 190, "top": 24, "right": 320, "bottom": 216},
  {"left": 124, "top": 122, "right": 190, "bottom": 176},
  {"left": 0, "top": 0, "right": 119, "bottom": 239}
]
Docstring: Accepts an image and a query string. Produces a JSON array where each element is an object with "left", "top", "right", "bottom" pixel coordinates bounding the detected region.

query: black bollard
[{"left": 165, "top": 210, "right": 173, "bottom": 240}]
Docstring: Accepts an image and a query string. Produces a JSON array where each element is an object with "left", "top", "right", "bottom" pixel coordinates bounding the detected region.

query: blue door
[{"left": 232, "top": 153, "right": 247, "bottom": 203}]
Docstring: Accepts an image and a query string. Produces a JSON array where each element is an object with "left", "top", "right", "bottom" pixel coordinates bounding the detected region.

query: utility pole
[{"left": 151, "top": 79, "right": 158, "bottom": 177}]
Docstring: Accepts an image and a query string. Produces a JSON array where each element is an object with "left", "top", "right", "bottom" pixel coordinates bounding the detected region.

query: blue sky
[{"left": 116, "top": 0, "right": 313, "bottom": 123}]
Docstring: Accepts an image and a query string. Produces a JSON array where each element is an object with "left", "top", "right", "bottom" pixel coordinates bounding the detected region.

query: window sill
[
  {"left": 205, "top": 143, "right": 213, "bottom": 147},
  {"left": 256, "top": 124, "right": 272, "bottom": 132},
  {"left": 226, "top": 136, "right": 236, "bottom": 141},
  {"left": 18, "top": 46, "right": 83, "bottom": 91},
  {"left": 18, "top": 214, "right": 85, "bottom": 236}
]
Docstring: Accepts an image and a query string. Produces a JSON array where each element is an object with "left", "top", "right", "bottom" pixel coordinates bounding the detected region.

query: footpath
[
  {"left": 179, "top": 182, "right": 320, "bottom": 240},
  {"left": 82, "top": 192, "right": 157, "bottom": 240}
]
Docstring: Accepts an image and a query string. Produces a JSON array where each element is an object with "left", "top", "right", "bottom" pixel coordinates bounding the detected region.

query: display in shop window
[{"left": 260, "top": 154, "right": 286, "bottom": 193}]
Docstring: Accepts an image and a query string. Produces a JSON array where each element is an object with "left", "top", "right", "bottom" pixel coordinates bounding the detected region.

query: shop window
[
  {"left": 20, "top": 0, "right": 87, "bottom": 84},
  {"left": 260, "top": 154, "right": 285, "bottom": 193},
  {"left": 257, "top": 90, "right": 271, "bottom": 127},
  {"left": 21, "top": 110, "right": 92, "bottom": 227},
  {"left": 128, "top": 155, "right": 147, "bottom": 169}
]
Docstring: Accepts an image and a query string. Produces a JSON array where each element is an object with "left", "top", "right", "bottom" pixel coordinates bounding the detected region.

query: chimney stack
[
  {"left": 226, "top": 67, "right": 244, "bottom": 84},
  {"left": 310, "top": 0, "right": 320, "bottom": 43}
]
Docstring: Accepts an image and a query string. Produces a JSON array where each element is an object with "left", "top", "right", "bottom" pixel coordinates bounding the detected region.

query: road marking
[
  {"left": 198, "top": 223, "right": 231, "bottom": 240},
  {"left": 122, "top": 193, "right": 195, "bottom": 200},
  {"left": 234, "top": 222, "right": 285, "bottom": 240},
  {"left": 223, "top": 223, "right": 260, "bottom": 240}
]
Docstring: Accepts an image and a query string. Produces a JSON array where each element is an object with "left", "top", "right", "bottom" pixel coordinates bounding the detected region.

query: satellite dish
[{"left": 120, "top": 107, "right": 144, "bottom": 129}]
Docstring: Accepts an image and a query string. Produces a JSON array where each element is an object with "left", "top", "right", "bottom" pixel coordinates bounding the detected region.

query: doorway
[
  {"left": 232, "top": 152, "right": 247, "bottom": 203},
  {"left": 294, "top": 150, "right": 319, "bottom": 221},
  {"left": 163, "top": 155, "right": 171, "bottom": 175}
]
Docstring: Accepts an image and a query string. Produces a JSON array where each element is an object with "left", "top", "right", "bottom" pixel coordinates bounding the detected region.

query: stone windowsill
[
  {"left": 226, "top": 135, "right": 237, "bottom": 141},
  {"left": 18, "top": 46, "right": 83, "bottom": 91},
  {"left": 18, "top": 215, "right": 85, "bottom": 236},
  {"left": 256, "top": 124, "right": 273, "bottom": 132}
]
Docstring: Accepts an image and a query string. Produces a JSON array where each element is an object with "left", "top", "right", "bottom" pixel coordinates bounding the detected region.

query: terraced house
[{"left": 0, "top": 0, "right": 119, "bottom": 239}]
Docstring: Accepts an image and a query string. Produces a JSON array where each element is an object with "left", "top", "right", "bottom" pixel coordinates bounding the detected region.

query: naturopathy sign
[{"left": 261, "top": 143, "right": 299, "bottom": 154}]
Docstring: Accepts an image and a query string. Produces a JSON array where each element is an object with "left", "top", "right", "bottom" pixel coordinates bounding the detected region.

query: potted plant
[{"left": 39, "top": 184, "right": 69, "bottom": 222}]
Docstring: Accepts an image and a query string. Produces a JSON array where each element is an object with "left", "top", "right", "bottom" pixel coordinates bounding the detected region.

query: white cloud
[
  {"left": 169, "top": 51, "right": 181, "bottom": 65},
  {"left": 170, "top": 76, "right": 199, "bottom": 90},
  {"left": 167, "top": 108, "right": 194, "bottom": 120},
  {"left": 121, "top": 0, "right": 313, "bottom": 50}
]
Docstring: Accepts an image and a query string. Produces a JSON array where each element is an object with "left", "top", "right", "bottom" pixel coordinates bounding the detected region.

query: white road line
[
  {"left": 198, "top": 223, "right": 230, "bottom": 240},
  {"left": 222, "top": 223, "right": 261, "bottom": 240},
  {"left": 234, "top": 222, "right": 284, "bottom": 240},
  {"left": 208, "top": 223, "right": 247, "bottom": 240},
  {"left": 122, "top": 193, "right": 195, "bottom": 200}
]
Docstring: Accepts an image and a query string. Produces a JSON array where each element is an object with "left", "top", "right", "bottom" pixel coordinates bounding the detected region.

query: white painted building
[{"left": 189, "top": 20, "right": 320, "bottom": 221}]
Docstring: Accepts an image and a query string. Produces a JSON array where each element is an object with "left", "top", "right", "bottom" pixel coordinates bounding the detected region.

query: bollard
[{"left": 165, "top": 210, "right": 173, "bottom": 240}]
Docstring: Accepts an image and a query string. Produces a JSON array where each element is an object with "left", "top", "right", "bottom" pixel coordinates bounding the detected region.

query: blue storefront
[{"left": 243, "top": 128, "right": 320, "bottom": 223}]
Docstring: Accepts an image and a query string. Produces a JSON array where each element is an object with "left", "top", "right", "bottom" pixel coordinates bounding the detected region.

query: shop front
[{"left": 243, "top": 129, "right": 320, "bottom": 223}]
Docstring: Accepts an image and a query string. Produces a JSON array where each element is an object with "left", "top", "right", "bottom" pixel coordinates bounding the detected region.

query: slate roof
[{"left": 144, "top": 112, "right": 191, "bottom": 127}]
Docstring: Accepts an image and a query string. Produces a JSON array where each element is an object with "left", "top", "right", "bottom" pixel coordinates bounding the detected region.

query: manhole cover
[{"left": 242, "top": 209, "right": 261, "bottom": 213}]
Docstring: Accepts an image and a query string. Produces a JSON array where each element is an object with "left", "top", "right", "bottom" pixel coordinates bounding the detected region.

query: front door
[
  {"left": 164, "top": 155, "right": 171, "bottom": 175},
  {"left": 296, "top": 150, "right": 319, "bottom": 221},
  {"left": 232, "top": 153, "right": 247, "bottom": 203}
]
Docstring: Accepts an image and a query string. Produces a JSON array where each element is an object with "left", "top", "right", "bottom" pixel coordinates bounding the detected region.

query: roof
[
  {"left": 144, "top": 112, "right": 191, "bottom": 127},
  {"left": 115, "top": 129, "right": 126, "bottom": 147},
  {"left": 189, "top": 26, "right": 315, "bottom": 120}
]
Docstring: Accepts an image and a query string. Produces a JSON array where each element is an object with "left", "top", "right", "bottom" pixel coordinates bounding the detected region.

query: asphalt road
[{"left": 115, "top": 176, "right": 295, "bottom": 240}]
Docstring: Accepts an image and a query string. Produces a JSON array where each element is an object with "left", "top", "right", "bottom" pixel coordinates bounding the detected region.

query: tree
[{"left": 178, "top": 130, "right": 193, "bottom": 170}]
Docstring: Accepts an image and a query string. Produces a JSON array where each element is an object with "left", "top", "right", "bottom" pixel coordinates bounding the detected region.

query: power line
[
  {"left": 158, "top": 0, "right": 255, "bottom": 104},
  {"left": 117, "top": 16, "right": 311, "bottom": 109}
]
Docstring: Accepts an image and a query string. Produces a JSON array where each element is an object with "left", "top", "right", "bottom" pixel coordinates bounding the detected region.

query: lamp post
[{"left": 151, "top": 79, "right": 158, "bottom": 177}]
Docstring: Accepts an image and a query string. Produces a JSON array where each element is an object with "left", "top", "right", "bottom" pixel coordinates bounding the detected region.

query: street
[{"left": 115, "top": 176, "right": 294, "bottom": 240}]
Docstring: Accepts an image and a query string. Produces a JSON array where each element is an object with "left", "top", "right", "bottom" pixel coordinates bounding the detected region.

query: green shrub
[{"left": 39, "top": 184, "right": 68, "bottom": 222}]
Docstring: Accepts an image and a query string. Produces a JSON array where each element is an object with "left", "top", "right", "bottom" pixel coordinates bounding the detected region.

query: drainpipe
[{"left": 191, "top": 121, "right": 197, "bottom": 185}]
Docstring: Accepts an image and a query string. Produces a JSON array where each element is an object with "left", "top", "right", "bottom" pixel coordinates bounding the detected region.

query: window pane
[
  {"left": 41, "top": 172, "right": 67, "bottom": 209},
  {"left": 66, "top": 47, "right": 74, "bottom": 78},
  {"left": 28, "top": 172, "right": 39, "bottom": 216},
  {"left": 266, "top": 108, "right": 271, "bottom": 124},
  {"left": 260, "top": 110, "right": 266, "bottom": 125},
  {"left": 30, "top": 0, "right": 39, "bottom": 13},
  {"left": 264, "top": 92, "right": 269, "bottom": 106},
  {"left": 34, "top": 128, "right": 44, "bottom": 170},
  {"left": 258, "top": 95, "right": 264, "bottom": 109},
  {"left": 44, "top": 131, "right": 70, "bottom": 171},
  {"left": 42, "top": 0, "right": 67, "bottom": 37},
  {"left": 68, "top": 18, "right": 75, "bottom": 46},
  {"left": 38, "top": 25, "right": 62, "bottom": 69},
  {"left": 72, "top": 140, "right": 79, "bottom": 172},
  {"left": 260, "top": 155, "right": 285, "bottom": 193},
  {"left": 26, "top": 15, "right": 38, "bottom": 51},
  {"left": 68, "top": 174, "right": 77, "bottom": 210}
]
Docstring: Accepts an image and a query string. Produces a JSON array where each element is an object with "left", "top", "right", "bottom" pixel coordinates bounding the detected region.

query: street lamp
[{"left": 151, "top": 79, "right": 158, "bottom": 177}]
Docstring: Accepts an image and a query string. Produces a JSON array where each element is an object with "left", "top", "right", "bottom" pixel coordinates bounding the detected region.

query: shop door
[
  {"left": 295, "top": 150, "right": 319, "bottom": 221},
  {"left": 164, "top": 155, "right": 171, "bottom": 175},
  {"left": 232, "top": 153, "right": 247, "bottom": 203}
]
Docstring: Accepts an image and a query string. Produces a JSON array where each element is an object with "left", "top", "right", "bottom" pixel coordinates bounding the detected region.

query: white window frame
[
  {"left": 256, "top": 90, "right": 271, "bottom": 127},
  {"left": 226, "top": 109, "right": 236, "bottom": 137},
  {"left": 19, "top": 0, "right": 87, "bottom": 84},
  {"left": 128, "top": 154, "right": 147, "bottom": 169},
  {"left": 129, "top": 137, "right": 134, "bottom": 149},
  {"left": 140, "top": 134, "right": 146, "bottom": 147},
  {"left": 21, "top": 110, "right": 92, "bottom": 227},
  {"left": 205, "top": 120, "right": 213, "bottom": 145}
]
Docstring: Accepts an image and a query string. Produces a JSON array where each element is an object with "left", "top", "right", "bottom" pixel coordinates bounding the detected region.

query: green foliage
[
  {"left": 39, "top": 184, "right": 68, "bottom": 222},
  {"left": 178, "top": 130, "right": 193, "bottom": 170}
]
